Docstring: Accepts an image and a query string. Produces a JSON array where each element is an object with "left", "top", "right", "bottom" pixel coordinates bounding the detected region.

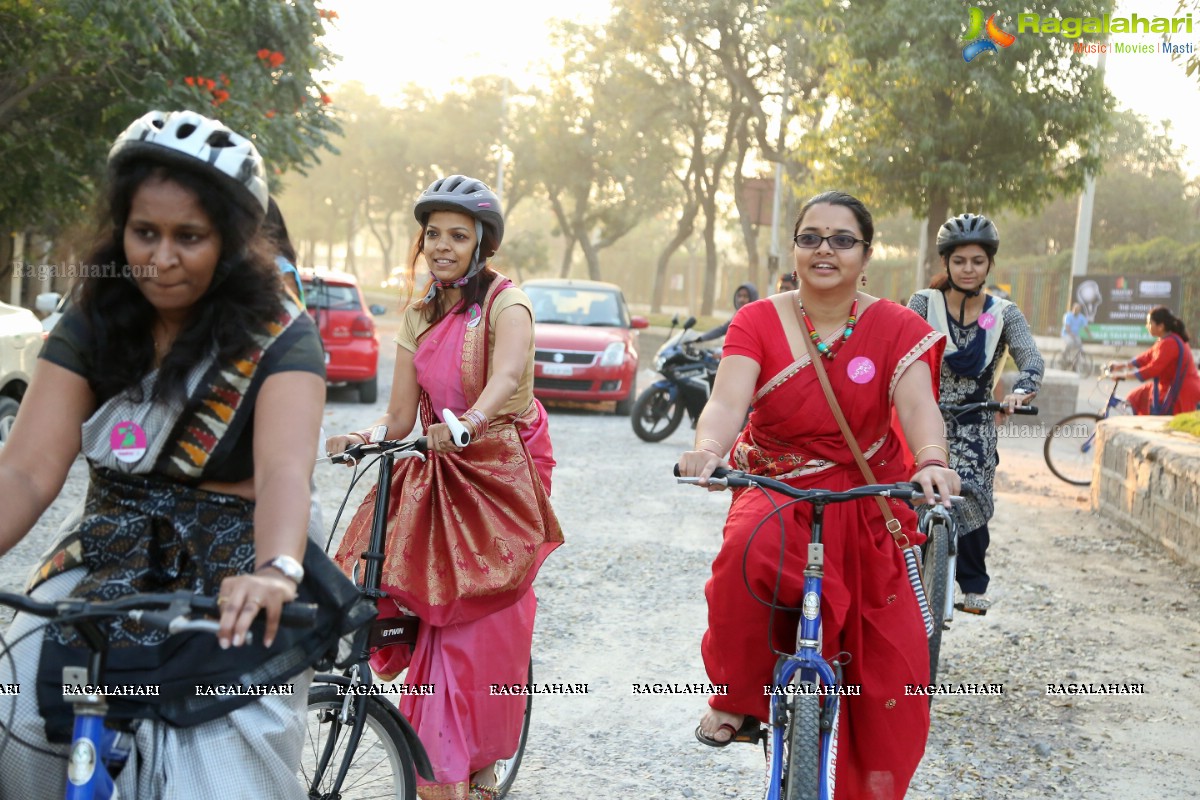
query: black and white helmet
[
  {"left": 108, "top": 110, "right": 269, "bottom": 221},
  {"left": 936, "top": 213, "right": 999, "bottom": 256},
  {"left": 414, "top": 175, "right": 504, "bottom": 258}
]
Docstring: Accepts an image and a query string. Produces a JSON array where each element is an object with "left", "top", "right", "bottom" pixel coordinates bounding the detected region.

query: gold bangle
[
  {"left": 696, "top": 437, "right": 724, "bottom": 453},
  {"left": 913, "top": 444, "right": 948, "bottom": 462}
]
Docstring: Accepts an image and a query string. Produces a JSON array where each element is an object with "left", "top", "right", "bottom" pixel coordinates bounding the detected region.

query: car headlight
[{"left": 599, "top": 342, "right": 625, "bottom": 367}]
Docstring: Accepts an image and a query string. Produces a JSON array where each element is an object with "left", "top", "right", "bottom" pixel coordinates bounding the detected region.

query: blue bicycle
[
  {"left": 677, "top": 467, "right": 956, "bottom": 800},
  {"left": 0, "top": 590, "right": 315, "bottom": 799},
  {"left": 1043, "top": 369, "right": 1130, "bottom": 486}
]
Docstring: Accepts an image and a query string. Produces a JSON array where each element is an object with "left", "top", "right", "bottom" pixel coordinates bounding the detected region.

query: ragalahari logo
[{"left": 962, "top": 8, "right": 1017, "bottom": 62}]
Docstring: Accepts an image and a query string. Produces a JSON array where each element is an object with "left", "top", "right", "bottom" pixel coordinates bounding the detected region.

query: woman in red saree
[
  {"left": 328, "top": 175, "right": 562, "bottom": 800},
  {"left": 1106, "top": 306, "right": 1200, "bottom": 416},
  {"left": 678, "top": 191, "right": 959, "bottom": 800}
]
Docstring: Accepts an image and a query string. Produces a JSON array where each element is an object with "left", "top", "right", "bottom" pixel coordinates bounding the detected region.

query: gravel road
[{"left": 4, "top": 334, "right": 1199, "bottom": 799}]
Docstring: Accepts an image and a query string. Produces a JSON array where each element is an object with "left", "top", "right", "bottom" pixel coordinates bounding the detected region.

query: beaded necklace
[{"left": 798, "top": 295, "right": 858, "bottom": 359}]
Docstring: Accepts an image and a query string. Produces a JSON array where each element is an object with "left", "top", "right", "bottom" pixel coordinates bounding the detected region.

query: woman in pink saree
[{"left": 328, "top": 176, "right": 562, "bottom": 800}]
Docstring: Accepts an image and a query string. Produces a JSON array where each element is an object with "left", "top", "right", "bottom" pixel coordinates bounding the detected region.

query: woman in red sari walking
[
  {"left": 678, "top": 191, "right": 959, "bottom": 800},
  {"left": 1105, "top": 306, "right": 1200, "bottom": 416},
  {"left": 328, "top": 175, "right": 562, "bottom": 800}
]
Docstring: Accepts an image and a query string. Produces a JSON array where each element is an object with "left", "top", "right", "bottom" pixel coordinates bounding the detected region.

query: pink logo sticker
[
  {"left": 466, "top": 303, "right": 483, "bottom": 328},
  {"left": 978, "top": 312, "right": 996, "bottom": 330},
  {"left": 110, "top": 421, "right": 147, "bottom": 463},
  {"left": 847, "top": 356, "right": 876, "bottom": 384}
]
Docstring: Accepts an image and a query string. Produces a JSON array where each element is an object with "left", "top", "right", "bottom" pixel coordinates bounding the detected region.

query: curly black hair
[{"left": 77, "top": 161, "right": 285, "bottom": 404}]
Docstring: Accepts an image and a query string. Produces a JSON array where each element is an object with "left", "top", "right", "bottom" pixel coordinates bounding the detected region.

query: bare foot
[
  {"left": 470, "top": 762, "right": 497, "bottom": 789},
  {"left": 697, "top": 708, "right": 744, "bottom": 744}
]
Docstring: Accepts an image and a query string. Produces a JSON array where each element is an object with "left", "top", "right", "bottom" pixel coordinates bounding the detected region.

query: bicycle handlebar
[
  {"left": 0, "top": 590, "right": 317, "bottom": 632},
  {"left": 673, "top": 465, "right": 962, "bottom": 505},
  {"left": 939, "top": 401, "right": 1038, "bottom": 416},
  {"left": 322, "top": 437, "right": 429, "bottom": 465}
]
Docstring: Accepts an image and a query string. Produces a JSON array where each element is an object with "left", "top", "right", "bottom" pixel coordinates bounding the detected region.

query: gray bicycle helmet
[
  {"left": 108, "top": 110, "right": 269, "bottom": 222},
  {"left": 414, "top": 174, "right": 504, "bottom": 259},
  {"left": 936, "top": 213, "right": 999, "bottom": 256}
]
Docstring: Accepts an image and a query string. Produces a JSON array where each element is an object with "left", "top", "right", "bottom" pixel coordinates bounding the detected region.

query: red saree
[
  {"left": 704, "top": 298, "right": 944, "bottom": 800},
  {"left": 334, "top": 276, "right": 562, "bottom": 800}
]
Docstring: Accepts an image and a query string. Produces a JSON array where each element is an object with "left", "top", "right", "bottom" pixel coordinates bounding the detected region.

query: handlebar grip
[
  {"left": 1011, "top": 405, "right": 1038, "bottom": 415},
  {"left": 673, "top": 463, "right": 730, "bottom": 479},
  {"left": 279, "top": 602, "right": 318, "bottom": 628}
]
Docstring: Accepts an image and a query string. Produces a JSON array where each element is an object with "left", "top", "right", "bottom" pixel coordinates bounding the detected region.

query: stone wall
[{"left": 1091, "top": 416, "right": 1200, "bottom": 569}]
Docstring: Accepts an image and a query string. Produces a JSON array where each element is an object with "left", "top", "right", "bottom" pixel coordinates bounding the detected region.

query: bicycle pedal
[{"left": 953, "top": 602, "right": 988, "bottom": 616}]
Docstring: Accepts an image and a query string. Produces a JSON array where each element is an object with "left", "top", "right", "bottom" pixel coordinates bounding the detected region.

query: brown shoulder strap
[{"left": 792, "top": 299, "right": 908, "bottom": 547}]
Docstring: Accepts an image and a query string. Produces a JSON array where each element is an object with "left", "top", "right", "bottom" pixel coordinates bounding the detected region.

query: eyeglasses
[{"left": 793, "top": 233, "right": 870, "bottom": 250}]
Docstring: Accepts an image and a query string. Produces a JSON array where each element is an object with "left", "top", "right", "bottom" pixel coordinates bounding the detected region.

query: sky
[{"left": 319, "top": 0, "right": 1200, "bottom": 177}]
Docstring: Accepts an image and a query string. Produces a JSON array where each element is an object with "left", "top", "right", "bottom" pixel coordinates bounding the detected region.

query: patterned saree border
[{"left": 888, "top": 330, "right": 946, "bottom": 401}]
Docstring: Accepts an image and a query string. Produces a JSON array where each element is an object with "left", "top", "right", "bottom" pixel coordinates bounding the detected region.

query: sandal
[
  {"left": 469, "top": 783, "right": 500, "bottom": 800},
  {"left": 955, "top": 593, "right": 991, "bottom": 615},
  {"left": 695, "top": 714, "right": 762, "bottom": 748}
]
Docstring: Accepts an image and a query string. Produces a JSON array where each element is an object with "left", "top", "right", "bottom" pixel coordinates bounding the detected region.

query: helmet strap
[{"left": 944, "top": 268, "right": 984, "bottom": 327}]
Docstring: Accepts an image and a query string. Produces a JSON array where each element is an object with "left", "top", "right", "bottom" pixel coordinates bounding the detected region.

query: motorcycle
[{"left": 631, "top": 315, "right": 720, "bottom": 442}]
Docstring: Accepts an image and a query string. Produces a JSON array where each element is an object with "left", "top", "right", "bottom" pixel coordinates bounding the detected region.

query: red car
[
  {"left": 522, "top": 279, "right": 648, "bottom": 415},
  {"left": 301, "top": 269, "right": 380, "bottom": 403}
]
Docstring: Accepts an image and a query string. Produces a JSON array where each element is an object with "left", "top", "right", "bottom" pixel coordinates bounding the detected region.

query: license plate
[{"left": 543, "top": 363, "right": 573, "bottom": 376}]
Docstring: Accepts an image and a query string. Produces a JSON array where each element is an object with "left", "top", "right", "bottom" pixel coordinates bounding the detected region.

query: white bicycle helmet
[{"left": 108, "top": 110, "right": 269, "bottom": 221}]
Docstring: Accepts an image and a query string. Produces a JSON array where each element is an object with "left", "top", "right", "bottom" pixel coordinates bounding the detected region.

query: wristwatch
[{"left": 256, "top": 554, "right": 305, "bottom": 586}]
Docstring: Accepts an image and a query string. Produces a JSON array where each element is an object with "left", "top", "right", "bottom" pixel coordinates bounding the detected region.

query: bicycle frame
[
  {"left": 765, "top": 499, "right": 841, "bottom": 800},
  {"left": 311, "top": 441, "right": 434, "bottom": 792}
]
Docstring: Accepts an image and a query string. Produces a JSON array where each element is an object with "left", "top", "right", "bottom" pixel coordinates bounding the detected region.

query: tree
[
  {"left": 512, "top": 21, "right": 677, "bottom": 282},
  {"left": 0, "top": 0, "right": 340, "bottom": 288},
  {"left": 795, "top": 0, "right": 1113, "bottom": 284}
]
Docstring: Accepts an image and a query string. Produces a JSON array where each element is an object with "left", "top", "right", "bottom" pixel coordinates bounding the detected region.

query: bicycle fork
[{"left": 766, "top": 509, "right": 840, "bottom": 800}]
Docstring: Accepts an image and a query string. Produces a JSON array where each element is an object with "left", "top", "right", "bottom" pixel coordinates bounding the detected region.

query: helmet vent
[
  {"left": 207, "top": 131, "right": 232, "bottom": 148},
  {"left": 177, "top": 123, "right": 197, "bottom": 139}
]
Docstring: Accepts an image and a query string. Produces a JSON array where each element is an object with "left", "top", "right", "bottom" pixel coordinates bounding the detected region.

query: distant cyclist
[
  {"left": 907, "top": 213, "right": 1044, "bottom": 616},
  {"left": 1060, "top": 302, "right": 1089, "bottom": 367},
  {"left": 1106, "top": 306, "right": 1200, "bottom": 415}
]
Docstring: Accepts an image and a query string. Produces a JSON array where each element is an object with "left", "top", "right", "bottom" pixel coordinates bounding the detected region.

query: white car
[{"left": 0, "top": 300, "right": 46, "bottom": 447}]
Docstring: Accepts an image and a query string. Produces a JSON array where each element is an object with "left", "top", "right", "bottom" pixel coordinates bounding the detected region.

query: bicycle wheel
[
  {"left": 494, "top": 662, "right": 533, "bottom": 797},
  {"left": 1043, "top": 413, "right": 1102, "bottom": 486},
  {"left": 921, "top": 517, "right": 951, "bottom": 689},
  {"left": 1076, "top": 350, "right": 1095, "bottom": 378},
  {"left": 783, "top": 683, "right": 821, "bottom": 800},
  {"left": 302, "top": 683, "right": 417, "bottom": 800}
]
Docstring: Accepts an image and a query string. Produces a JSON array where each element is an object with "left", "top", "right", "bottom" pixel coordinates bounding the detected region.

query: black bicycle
[{"left": 304, "top": 435, "right": 532, "bottom": 799}]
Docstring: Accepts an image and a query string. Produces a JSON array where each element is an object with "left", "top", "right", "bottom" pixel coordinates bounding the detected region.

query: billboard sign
[{"left": 1070, "top": 275, "right": 1180, "bottom": 346}]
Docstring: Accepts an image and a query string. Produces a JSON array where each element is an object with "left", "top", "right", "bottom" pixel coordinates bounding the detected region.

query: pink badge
[
  {"left": 846, "top": 356, "right": 876, "bottom": 384},
  {"left": 110, "top": 421, "right": 147, "bottom": 463},
  {"left": 978, "top": 312, "right": 996, "bottom": 330},
  {"left": 467, "top": 303, "right": 482, "bottom": 328}
]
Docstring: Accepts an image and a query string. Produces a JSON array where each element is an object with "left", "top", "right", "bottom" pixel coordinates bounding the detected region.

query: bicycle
[
  {"left": 920, "top": 400, "right": 1037, "bottom": 686},
  {"left": 1043, "top": 368, "right": 1131, "bottom": 486},
  {"left": 0, "top": 590, "right": 315, "bottom": 800},
  {"left": 1051, "top": 342, "right": 1094, "bottom": 377},
  {"left": 305, "top": 433, "right": 533, "bottom": 799},
  {"left": 676, "top": 466, "right": 958, "bottom": 800}
]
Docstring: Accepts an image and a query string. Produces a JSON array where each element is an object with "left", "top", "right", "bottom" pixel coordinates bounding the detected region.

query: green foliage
[
  {"left": 797, "top": 0, "right": 1112, "bottom": 277},
  {"left": 0, "top": 0, "right": 339, "bottom": 233},
  {"left": 1166, "top": 411, "right": 1200, "bottom": 438}
]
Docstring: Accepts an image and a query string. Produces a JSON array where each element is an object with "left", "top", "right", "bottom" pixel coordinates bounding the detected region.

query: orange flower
[
  {"left": 321, "top": 93, "right": 332, "bottom": 104},
  {"left": 205, "top": 78, "right": 216, "bottom": 91},
  {"left": 257, "top": 48, "right": 271, "bottom": 60},
  {"left": 213, "top": 89, "right": 230, "bottom": 104},
  {"left": 268, "top": 51, "right": 285, "bottom": 68},
  {"left": 265, "top": 110, "right": 277, "bottom": 119},
  {"left": 184, "top": 76, "right": 195, "bottom": 87},
  {"left": 220, "top": 73, "right": 230, "bottom": 86}
]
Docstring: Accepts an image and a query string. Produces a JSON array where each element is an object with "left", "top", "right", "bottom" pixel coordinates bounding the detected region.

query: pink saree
[{"left": 334, "top": 277, "right": 562, "bottom": 799}]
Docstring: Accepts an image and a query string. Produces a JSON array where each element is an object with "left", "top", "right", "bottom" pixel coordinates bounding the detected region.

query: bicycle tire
[
  {"left": 302, "top": 683, "right": 417, "bottom": 800},
  {"left": 494, "top": 662, "right": 534, "bottom": 797},
  {"left": 1043, "top": 413, "right": 1102, "bottom": 486},
  {"left": 631, "top": 386, "right": 685, "bottom": 442},
  {"left": 922, "top": 518, "right": 950, "bottom": 689},
  {"left": 783, "top": 684, "right": 821, "bottom": 800}
]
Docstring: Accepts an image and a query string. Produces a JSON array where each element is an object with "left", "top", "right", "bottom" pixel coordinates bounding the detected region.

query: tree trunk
[
  {"left": 700, "top": 196, "right": 719, "bottom": 317},
  {"left": 923, "top": 194, "right": 950, "bottom": 286},
  {"left": 651, "top": 197, "right": 698, "bottom": 313}
]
